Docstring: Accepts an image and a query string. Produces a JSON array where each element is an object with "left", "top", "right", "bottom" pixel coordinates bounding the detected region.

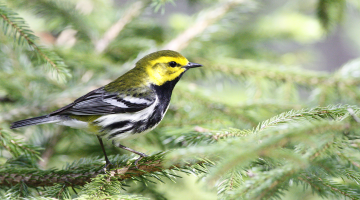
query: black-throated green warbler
[{"left": 11, "top": 50, "right": 202, "bottom": 166}]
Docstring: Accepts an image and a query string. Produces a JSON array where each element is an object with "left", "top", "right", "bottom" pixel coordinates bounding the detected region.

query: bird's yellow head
[{"left": 136, "top": 50, "right": 202, "bottom": 86}]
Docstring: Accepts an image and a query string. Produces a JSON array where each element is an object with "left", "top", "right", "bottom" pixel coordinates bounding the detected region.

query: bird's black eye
[{"left": 168, "top": 61, "right": 177, "bottom": 67}]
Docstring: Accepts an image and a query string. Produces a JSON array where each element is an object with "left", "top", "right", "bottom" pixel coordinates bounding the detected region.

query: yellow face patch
[
  {"left": 146, "top": 56, "right": 189, "bottom": 85},
  {"left": 148, "top": 56, "right": 189, "bottom": 67}
]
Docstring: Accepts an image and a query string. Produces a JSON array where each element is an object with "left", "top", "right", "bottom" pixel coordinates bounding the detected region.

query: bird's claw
[
  {"left": 101, "top": 161, "right": 114, "bottom": 173},
  {"left": 133, "top": 154, "right": 148, "bottom": 169},
  {"left": 105, "top": 161, "right": 113, "bottom": 169}
]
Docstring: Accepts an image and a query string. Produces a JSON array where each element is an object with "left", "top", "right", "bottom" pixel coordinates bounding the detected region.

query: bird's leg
[
  {"left": 97, "top": 136, "right": 112, "bottom": 168},
  {"left": 115, "top": 143, "right": 148, "bottom": 167}
]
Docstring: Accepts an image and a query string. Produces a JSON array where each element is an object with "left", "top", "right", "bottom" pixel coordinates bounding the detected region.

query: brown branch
[{"left": 0, "top": 158, "right": 204, "bottom": 187}]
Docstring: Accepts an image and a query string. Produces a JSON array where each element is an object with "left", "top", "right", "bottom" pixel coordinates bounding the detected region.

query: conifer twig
[
  {"left": 0, "top": 156, "right": 206, "bottom": 187},
  {"left": 12, "top": 0, "right": 92, "bottom": 40},
  {"left": 0, "top": 4, "right": 70, "bottom": 81},
  {"left": 298, "top": 176, "right": 357, "bottom": 199},
  {"left": 238, "top": 140, "right": 336, "bottom": 199},
  {"left": 0, "top": 129, "right": 41, "bottom": 159},
  {"left": 0, "top": 14, "right": 56, "bottom": 70}
]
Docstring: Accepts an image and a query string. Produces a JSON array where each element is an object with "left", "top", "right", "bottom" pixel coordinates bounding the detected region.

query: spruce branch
[
  {"left": 0, "top": 4, "right": 70, "bottom": 82},
  {"left": 162, "top": 105, "right": 358, "bottom": 147},
  {"left": 298, "top": 175, "right": 360, "bottom": 199},
  {"left": 216, "top": 167, "right": 244, "bottom": 195},
  {"left": 255, "top": 105, "right": 355, "bottom": 132},
  {"left": 0, "top": 153, "right": 209, "bottom": 188},
  {"left": 0, "top": 128, "right": 41, "bottom": 161},
  {"left": 9, "top": 0, "right": 92, "bottom": 40},
  {"left": 337, "top": 147, "right": 360, "bottom": 170},
  {"left": 165, "top": 105, "right": 360, "bottom": 198},
  {"left": 209, "top": 121, "right": 349, "bottom": 181},
  {"left": 238, "top": 140, "right": 335, "bottom": 200}
]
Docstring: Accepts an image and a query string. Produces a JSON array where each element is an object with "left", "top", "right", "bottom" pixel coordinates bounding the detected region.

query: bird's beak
[{"left": 184, "top": 62, "right": 202, "bottom": 69}]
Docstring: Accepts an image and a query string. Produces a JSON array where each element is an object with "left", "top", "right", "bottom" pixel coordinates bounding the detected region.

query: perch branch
[{"left": 0, "top": 155, "right": 206, "bottom": 187}]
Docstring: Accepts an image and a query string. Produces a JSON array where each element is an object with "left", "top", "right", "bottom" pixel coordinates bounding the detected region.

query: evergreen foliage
[
  {"left": 0, "top": 4, "right": 70, "bottom": 83},
  {"left": 1, "top": 0, "right": 360, "bottom": 199}
]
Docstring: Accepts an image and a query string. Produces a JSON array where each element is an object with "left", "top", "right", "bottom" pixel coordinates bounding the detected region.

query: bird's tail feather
[{"left": 11, "top": 115, "right": 59, "bottom": 129}]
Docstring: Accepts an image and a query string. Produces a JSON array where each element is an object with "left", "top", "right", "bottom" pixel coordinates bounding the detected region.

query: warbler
[{"left": 11, "top": 50, "right": 202, "bottom": 167}]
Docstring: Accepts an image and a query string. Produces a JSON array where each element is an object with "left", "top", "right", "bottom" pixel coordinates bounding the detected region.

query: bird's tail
[{"left": 11, "top": 115, "right": 60, "bottom": 129}]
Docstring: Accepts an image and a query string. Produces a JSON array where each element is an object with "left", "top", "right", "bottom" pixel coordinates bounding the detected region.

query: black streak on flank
[
  {"left": 108, "top": 126, "right": 134, "bottom": 139},
  {"left": 132, "top": 120, "right": 149, "bottom": 133},
  {"left": 103, "top": 120, "right": 131, "bottom": 131}
]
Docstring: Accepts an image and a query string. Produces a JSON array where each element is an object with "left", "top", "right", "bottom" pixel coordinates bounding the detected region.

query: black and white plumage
[
  {"left": 11, "top": 85, "right": 167, "bottom": 141},
  {"left": 11, "top": 50, "right": 202, "bottom": 167}
]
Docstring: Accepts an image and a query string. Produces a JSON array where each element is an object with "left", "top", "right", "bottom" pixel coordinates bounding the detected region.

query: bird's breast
[
  {"left": 93, "top": 97, "right": 170, "bottom": 141},
  {"left": 92, "top": 79, "right": 178, "bottom": 142}
]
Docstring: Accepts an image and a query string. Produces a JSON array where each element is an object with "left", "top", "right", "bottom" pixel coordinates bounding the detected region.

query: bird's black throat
[{"left": 151, "top": 74, "right": 183, "bottom": 109}]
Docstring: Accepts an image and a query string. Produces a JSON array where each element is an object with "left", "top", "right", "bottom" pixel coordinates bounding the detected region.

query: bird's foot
[
  {"left": 105, "top": 161, "right": 113, "bottom": 169},
  {"left": 101, "top": 161, "right": 114, "bottom": 173},
  {"left": 133, "top": 153, "right": 148, "bottom": 169}
]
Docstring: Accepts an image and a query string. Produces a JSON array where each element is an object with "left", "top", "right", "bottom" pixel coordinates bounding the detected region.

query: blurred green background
[{"left": 1, "top": 0, "right": 360, "bottom": 199}]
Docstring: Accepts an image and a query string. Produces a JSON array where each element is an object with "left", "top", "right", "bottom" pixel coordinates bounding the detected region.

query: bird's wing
[{"left": 49, "top": 87, "right": 156, "bottom": 116}]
